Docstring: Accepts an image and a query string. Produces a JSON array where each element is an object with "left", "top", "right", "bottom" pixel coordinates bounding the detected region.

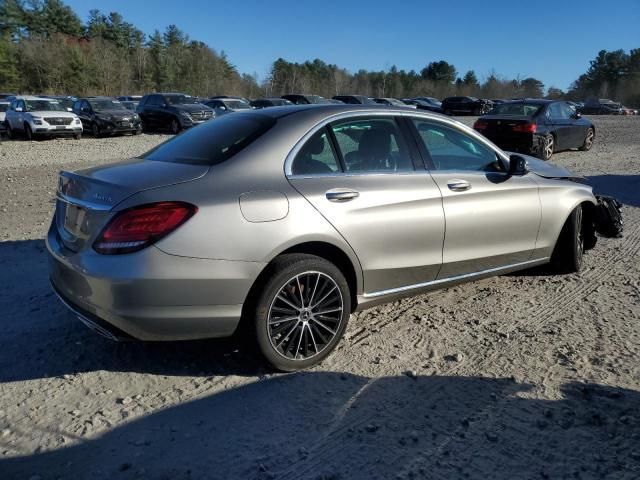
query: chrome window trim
[
  {"left": 284, "top": 109, "right": 510, "bottom": 177},
  {"left": 363, "top": 257, "right": 549, "bottom": 298}
]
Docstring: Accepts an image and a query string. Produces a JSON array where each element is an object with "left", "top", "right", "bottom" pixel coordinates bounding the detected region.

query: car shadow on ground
[
  {"left": 0, "top": 239, "right": 266, "bottom": 383},
  {"left": 1, "top": 373, "right": 638, "bottom": 479},
  {"left": 587, "top": 174, "right": 640, "bottom": 207}
]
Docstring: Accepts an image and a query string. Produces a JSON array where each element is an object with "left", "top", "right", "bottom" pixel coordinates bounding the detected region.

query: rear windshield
[
  {"left": 142, "top": 113, "right": 276, "bottom": 166},
  {"left": 489, "top": 103, "right": 542, "bottom": 116}
]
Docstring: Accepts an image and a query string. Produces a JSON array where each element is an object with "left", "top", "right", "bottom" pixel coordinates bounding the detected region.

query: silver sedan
[{"left": 48, "top": 104, "right": 598, "bottom": 371}]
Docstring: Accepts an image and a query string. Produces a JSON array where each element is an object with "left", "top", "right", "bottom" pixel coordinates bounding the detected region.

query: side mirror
[
  {"left": 574, "top": 112, "right": 581, "bottom": 119},
  {"left": 508, "top": 154, "right": 528, "bottom": 176}
]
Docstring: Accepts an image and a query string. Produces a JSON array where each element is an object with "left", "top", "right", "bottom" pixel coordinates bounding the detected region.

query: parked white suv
[{"left": 5, "top": 96, "right": 83, "bottom": 140}]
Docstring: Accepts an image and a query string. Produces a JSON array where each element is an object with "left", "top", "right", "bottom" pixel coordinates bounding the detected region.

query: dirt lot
[{"left": 0, "top": 116, "right": 639, "bottom": 479}]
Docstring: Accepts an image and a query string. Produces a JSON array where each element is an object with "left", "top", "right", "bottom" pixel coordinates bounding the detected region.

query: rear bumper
[
  {"left": 46, "top": 221, "right": 265, "bottom": 341},
  {"left": 482, "top": 133, "right": 544, "bottom": 156}
]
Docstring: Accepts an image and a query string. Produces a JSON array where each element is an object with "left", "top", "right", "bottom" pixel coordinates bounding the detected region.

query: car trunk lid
[
  {"left": 475, "top": 115, "right": 534, "bottom": 137},
  {"left": 55, "top": 158, "right": 208, "bottom": 252}
]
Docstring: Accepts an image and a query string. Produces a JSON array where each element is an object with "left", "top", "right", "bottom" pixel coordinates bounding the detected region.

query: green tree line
[{"left": 0, "top": 0, "right": 637, "bottom": 105}]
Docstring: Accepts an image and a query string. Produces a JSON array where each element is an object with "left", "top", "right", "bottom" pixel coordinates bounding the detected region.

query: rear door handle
[
  {"left": 447, "top": 180, "right": 471, "bottom": 192},
  {"left": 325, "top": 189, "right": 360, "bottom": 202}
]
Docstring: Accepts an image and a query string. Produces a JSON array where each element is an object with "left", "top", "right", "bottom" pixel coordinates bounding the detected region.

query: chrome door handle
[
  {"left": 325, "top": 189, "right": 360, "bottom": 202},
  {"left": 447, "top": 180, "right": 471, "bottom": 192}
]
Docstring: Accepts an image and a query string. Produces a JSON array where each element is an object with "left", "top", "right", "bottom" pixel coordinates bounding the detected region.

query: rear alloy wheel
[
  {"left": 579, "top": 128, "right": 594, "bottom": 151},
  {"left": 551, "top": 206, "right": 584, "bottom": 274},
  {"left": 253, "top": 254, "right": 350, "bottom": 371},
  {"left": 538, "top": 134, "right": 554, "bottom": 161},
  {"left": 170, "top": 119, "right": 181, "bottom": 134}
]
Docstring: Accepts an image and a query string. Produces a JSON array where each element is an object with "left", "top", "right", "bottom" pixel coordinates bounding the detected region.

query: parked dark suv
[
  {"left": 137, "top": 93, "right": 214, "bottom": 133},
  {"left": 442, "top": 96, "right": 493, "bottom": 115},
  {"left": 73, "top": 97, "right": 141, "bottom": 136}
]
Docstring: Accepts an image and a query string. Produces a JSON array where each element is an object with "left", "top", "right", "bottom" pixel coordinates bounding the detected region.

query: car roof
[{"left": 250, "top": 103, "right": 438, "bottom": 121}]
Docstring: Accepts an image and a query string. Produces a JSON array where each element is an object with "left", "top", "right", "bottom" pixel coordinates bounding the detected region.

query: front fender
[{"left": 533, "top": 178, "right": 597, "bottom": 258}]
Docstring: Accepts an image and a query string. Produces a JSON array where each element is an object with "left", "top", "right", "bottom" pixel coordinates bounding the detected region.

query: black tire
[
  {"left": 444, "top": 109, "right": 452, "bottom": 116},
  {"left": 473, "top": 108, "right": 481, "bottom": 116},
  {"left": 91, "top": 123, "right": 101, "bottom": 137},
  {"left": 6, "top": 122, "right": 14, "bottom": 140},
  {"left": 579, "top": 128, "right": 594, "bottom": 151},
  {"left": 536, "top": 134, "right": 554, "bottom": 161},
  {"left": 252, "top": 254, "right": 351, "bottom": 372},
  {"left": 170, "top": 118, "right": 181, "bottom": 134},
  {"left": 73, "top": 132, "right": 82, "bottom": 140},
  {"left": 551, "top": 206, "right": 584, "bottom": 274},
  {"left": 24, "top": 123, "right": 34, "bottom": 141},
  {"left": 133, "top": 128, "right": 141, "bottom": 135}
]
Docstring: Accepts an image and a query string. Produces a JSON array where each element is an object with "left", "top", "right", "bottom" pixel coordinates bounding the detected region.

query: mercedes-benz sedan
[{"left": 48, "top": 104, "right": 599, "bottom": 371}]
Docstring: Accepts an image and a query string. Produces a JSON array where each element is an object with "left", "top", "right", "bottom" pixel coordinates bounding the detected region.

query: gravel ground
[{"left": 0, "top": 116, "right": 639, "bottom": 479}]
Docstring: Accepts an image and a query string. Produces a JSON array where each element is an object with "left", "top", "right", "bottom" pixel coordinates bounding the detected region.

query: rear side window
[
  {"left": 331, "top": 117, "right": 413, "bottom": 173},
  {"left": 291, "top": 128, "right": 341, "bottom": 175},
  {"left": 142, "top": 113, "right": 276, "bottom": 166}
]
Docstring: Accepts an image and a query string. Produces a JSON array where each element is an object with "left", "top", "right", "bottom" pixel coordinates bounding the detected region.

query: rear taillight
[
  {"left": 473, "top": 120, "right": 488, "bottom": 131},
  {"left": 94, "top": 202, "right": 197, "bottom": 254},
  {"left": 512, "top": 123, "right": 537, "bottom": 133}
]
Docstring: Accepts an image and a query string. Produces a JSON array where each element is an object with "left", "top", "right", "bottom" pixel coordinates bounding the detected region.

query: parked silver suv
[{"left": 5, "top": 96, "right": 83, "bottom": 140}]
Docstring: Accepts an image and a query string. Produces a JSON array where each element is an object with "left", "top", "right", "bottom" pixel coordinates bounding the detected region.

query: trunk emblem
[{"left": 93, "top": 193, "right": 113, "bottom": 204}]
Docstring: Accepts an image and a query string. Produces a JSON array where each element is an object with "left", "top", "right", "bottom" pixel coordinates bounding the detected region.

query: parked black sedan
[
  {"left": 442, "top": 96, "right": 492, "bottom": 115},
  {"left": 137, "top": 93, "right": 214, "bottom": 133},
  {"left": 473, "top": 100, "right": 595, "bottom": 160},
  {"left": 250, "top": 97, "right": 294, "bottom": 108},
  {"left": 72, "top": 97, "right": 141, "bottom": 137},
  {"left": 401, "top": 98, "right": 443, "bottom": 113},
  {"left": 281, "top": 94, "right": 332, "bottom": 105}
]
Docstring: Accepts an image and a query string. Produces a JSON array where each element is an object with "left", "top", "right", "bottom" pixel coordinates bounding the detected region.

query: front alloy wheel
[{"left": 253, "top": 254, "right": 350, "bottom": 371}]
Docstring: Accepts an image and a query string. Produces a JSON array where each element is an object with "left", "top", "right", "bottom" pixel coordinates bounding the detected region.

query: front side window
[
  {"left": 291, "top": 128, "right": 340, "bottom": 175},
  {"left": 330, "top": 117, "right": 413, "bottom": 173},
  {"left": 411, "top": 119, "right": 502, "bottom": 172}
]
